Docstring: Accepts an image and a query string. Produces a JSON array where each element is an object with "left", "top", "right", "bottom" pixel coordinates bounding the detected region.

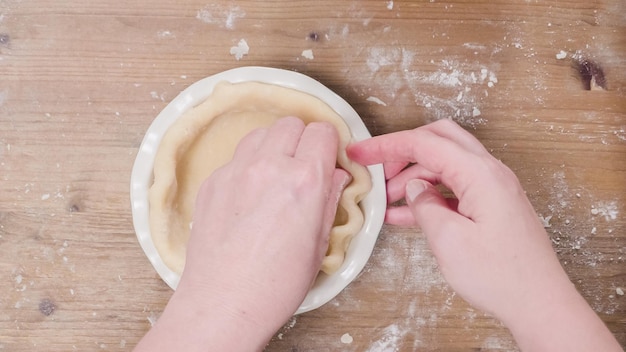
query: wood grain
[{"left": 0, "top": 0, "right": 624, "bottom": 350}]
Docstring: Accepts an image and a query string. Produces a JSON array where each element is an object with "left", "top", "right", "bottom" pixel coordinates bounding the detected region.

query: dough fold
[{"left": 149, "top": 81, "right": 372, "bottom": 275}]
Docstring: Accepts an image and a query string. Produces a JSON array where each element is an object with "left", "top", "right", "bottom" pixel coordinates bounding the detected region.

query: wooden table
[{"left": 1, "top": 0, "right": 624, "bottom": 350}]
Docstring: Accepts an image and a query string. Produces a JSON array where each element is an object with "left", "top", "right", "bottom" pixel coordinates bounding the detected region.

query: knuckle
[
  {"left": 434, "top": 118, "right": 457, "bottom": 128},
  {"left": 247, "top": 156, "right": 280, "bottom": 178},
  {"left": 297, "top": 162, "right": 323, "bottom": 185},
  {"left": 308, "top": 121, "right": 337, "bottom": 137},
  {"left": 483, "top": 157, "right": 522, "bottom": 191}
]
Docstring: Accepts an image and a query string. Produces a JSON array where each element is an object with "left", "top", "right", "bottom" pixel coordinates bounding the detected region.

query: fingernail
[{"left": 406, "top": 179, "right": 427, "bottom": 203}]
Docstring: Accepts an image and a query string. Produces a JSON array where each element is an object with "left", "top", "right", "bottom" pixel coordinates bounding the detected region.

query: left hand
[
  {"left": 184, "top": 117, "right": 349, "bottom": 347},
  {"left": 182, "top": 116, "right": 349, "bottom": 327},
  {"left": 135, "top": 117, "right": 349, "bottom": 352}
]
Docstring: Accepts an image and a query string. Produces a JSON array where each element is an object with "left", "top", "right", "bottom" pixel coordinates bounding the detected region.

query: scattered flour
[
  {"left": 542, "top": 170, "right": 589, "bottom": 251},
  {"left": 196, "top": 4, "right": 246, "bottom": 30},
  {"left": 147, "top": 311, "right": 161, "bottom": 327},
  {"left": 366, "top": 96, "right": 387, "bottom": 106},
  {"left": 386, "top": 1, "right": 394, "bottom": 10},
  {"left": 366, "top": 47, "right": 404, "bottom": 73},
  {"left": 410, "top": 59, "right": 497, "bottom": 127},
  {"left": 284, "top": 316, "right": 297, "bottom": 329},
  {"left": 590, "top": 201, "right": 619, "bottom": 221},
  {"left": 616, "top": 288, "right": 624, "bottom": 296},
  {"left": 462, "top": 42, "right": 487, "bottom": 51},
  {"left": 301, "top": 49, "right": 314, "bottom": 60},
  {"left": 321, "top": 23, "right": 350, "bottom": 41},
  {"left": 274, "top": 316, "right": 297, "bottom": 341},
  {"left": 11, "top": 267, "right": 26, "bottom": 292},
  {"left": 361, "top": 49, "right": 498, "bottom": 127},
  {"left": 366, "top": 324, "right": 406, "bottom": 352},
  {"left": 539, "top": 214, "right": 552, "bottom": 228},
  {"left": 481, "top": 335, "right": 518, "bottom": 350},
  {"left": 536, "top": 168, "right": 624, "bottom": 277},
  {"left": 351, "top": 234, "right": 455, "bottom": 350},
  {"left": 157, "top": 30, "right": 174, "bottom": 39},
  {"left": 547, "top": 171, "right": 571, "bottom": 216},
  {"left": 229, "top": 39, "right": 249, "bottom": 60},
  {"left": 341, "top": 333, "right": 354, "bottom": 344},
  {"left": 150, "top": 91, "right": 166, "bottom": 102},
  {"left": 555, "top": 50, "right": 568, "bottom": 60}
]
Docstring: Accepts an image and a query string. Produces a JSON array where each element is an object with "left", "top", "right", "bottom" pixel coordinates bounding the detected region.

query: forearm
[
  {"left": 503, "top": 281, "right": 622, "bottom": 352},
  {"left": 133, "top": 288, "right": 274, "bottom": 352}
]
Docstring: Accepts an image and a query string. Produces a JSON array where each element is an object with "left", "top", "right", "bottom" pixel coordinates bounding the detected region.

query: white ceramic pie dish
[{"left": 130, "top": 66, "right": 386, "bottom": 314}]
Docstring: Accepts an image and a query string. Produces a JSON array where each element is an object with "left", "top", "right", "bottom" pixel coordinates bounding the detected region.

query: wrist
[
  {"left": 500, "top": 279, "right": 621, "bottom": 351},
  {"left": 135, "top": 284, "right": 275, "bottom": 352},
  {"left": 169, "top": 284, "right": 275, "bottom": 351}
]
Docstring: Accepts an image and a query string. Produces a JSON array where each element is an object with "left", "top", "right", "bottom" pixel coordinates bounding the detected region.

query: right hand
[{"left": 347, "top": 119, "right": 622, "bottom": 351}]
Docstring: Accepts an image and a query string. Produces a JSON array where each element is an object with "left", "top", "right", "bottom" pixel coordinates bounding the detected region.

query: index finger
[
  {"left": 347, "top": 129, "right": 484, "bottom": 200},
  {"left": 421, "top": 119, "right": 489, "bottom": 156},
  {"left": 294, "top": 121, "right": 339, "bottom": 172},
  {"left": 258, "top": 116, "right": 306, "bottom": 156}
]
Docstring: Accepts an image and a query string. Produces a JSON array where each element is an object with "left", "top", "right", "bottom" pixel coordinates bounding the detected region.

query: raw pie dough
[{"left": 149, "top": 81, "right": 372, "bottom": 275}]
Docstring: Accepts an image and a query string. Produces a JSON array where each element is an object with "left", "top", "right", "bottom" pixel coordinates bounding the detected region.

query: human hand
[
  {"left": 347, "top": 119, "right": 558, "bottom": 319},
  {"left": 347, "top": 119, "right": 621, "bottom": 351},
  {"left": 135, "top": 117, "right": 350, "bottom": 351},
  {"left": 185, "top": 116, "right": 349, "bottom": 333}
]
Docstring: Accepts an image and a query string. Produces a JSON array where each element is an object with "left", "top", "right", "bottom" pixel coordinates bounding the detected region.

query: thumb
[
  {"left": 322, "top": 169, "right": 352, "bottom": 232},
  {"left": 405, "top": 179, "right": 470, "bottom": 239},
  {"left": 317, "top": 169, "right": 352, "bottom": 272}
]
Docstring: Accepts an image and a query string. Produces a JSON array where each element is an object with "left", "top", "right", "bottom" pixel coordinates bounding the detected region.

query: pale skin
[{"left": 134, "top": 117, "right": 622, "bottom": 351}]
